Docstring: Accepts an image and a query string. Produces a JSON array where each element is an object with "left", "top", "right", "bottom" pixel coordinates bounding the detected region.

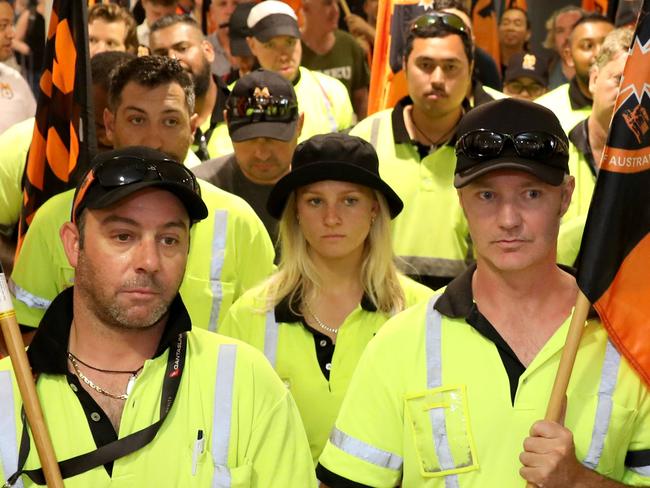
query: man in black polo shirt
[
  {"left": 536, "top": 13, "right": 614, "bottom": 133},
  {"left": 349, "top": 11, "right": 474, "bottom": 290}
]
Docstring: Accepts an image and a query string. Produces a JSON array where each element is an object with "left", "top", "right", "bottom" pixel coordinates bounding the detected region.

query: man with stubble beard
[
  {"left": 149, "top": 14, "right": 234, "bottom": 160},
  {"left": 536, "top": 13, "right": 614, "bottom": 133}
]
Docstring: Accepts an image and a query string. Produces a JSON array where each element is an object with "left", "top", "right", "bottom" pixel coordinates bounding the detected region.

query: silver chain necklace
[
  {"left": 68, "top": 353, "right": 139, "bottom": 401},
  {"left": 305, "top": 302, "right": 338, "bottom": 334}
]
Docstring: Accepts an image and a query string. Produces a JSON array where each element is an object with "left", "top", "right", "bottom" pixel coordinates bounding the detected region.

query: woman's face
[{"left": 296, "top": 180, "right": 378, "bottom": 263}]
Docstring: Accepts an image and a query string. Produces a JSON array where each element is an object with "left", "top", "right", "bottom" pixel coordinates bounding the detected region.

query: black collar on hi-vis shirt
[{"left": 7, "top": 290, "right": 189, "bottom": 485}]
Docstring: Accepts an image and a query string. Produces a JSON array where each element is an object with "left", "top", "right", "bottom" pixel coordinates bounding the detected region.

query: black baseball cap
[
  {"left": 247, "top": 0, "right": 300, "bottom": 42},
  {"left": 454, "top": 98, "right": 570, "bottom": 188},
  {"left": 226, "top": 69, "right": 299, "bottom": 142},
  {"left": 72, "top": 146, "right": 208, "bottom": 224},
  {"left": 504, "top": 52, "right": 549, "bottom": 86},
  {"left": 229, "top": 2, "right": 255, "bottom": 57},
  {"left": 267, "top": 133, "right": 403, "bottom": 219}
]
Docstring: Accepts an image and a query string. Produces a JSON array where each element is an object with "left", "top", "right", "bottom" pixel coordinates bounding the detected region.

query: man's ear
[
  {"left": 189, "top": 112, "right": 199, "bottom": 142},
  {"left": 201, "top": 39, "right": 216, "bottom": 64},
  {"left": 296, "top": 112, "right": 305, "bottom": 138},
  {"left": 559, "top": 176, "right": 575, "bottom": 218},
  {"left": 246, "top": 37, "right": 258, "bottom": 57},
  {"left": 60, "top": 221, "right": 81, "bottom": 269},
  {"left": 588, "top": 65, "right": 599, "bottom": 97},
  {"left": 563, "top": 45, "right": 574, "bottom": 68},
  {"left": 104, "top": 108, "right": 116, "bottom": 144}
]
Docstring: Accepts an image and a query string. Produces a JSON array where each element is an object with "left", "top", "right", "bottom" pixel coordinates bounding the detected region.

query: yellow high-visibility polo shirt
[
  {"left": 318, "top": 269, "right": 650, "bottom": 487},
  {"left": 219, "top": 275, "right": 434, "bottom": 463}
]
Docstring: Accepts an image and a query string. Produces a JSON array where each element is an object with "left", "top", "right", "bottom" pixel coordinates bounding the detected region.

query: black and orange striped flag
[
  {"left": 576, "top": 3, "right": 650, "bottom": 386},
  {"left": 17, "top": 0, "right": 96, "bottom": 252}
]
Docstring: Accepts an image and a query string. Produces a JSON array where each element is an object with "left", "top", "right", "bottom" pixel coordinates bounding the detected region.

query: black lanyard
[{"left": 6, "top": 333, "right": 188, "bottom": 486}]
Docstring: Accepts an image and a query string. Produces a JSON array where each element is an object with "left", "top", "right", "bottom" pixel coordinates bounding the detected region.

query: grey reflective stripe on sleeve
[
  {"left": 263, "top": 310, "right": 278, "bottom": 368},
  {"left": 425, "top": 295, "right": 459, "bottom": 488},
  {"left": 0, "top": 371, "right": 23, "bottom": 488},
  {"left": 329, "top": 427, "right": 403, "bottom": 471},
  {"left": 208, "top": 210, "right": 228, "bottom": 332},
  {"left": 211, "top": 343, "right": 237, "bottom": 488},
  {"left": 369, "top": 118, "right": 381, "bottom": 149},
  {"left": 8, "top": 279, "right": 52, "bottom": 310},
  {"left": 396, "top": 257, "right": 468, "bottom": 279},
  {"left": 311, "top": 71, "right": 338, "bottom": 133},
  {"left": 631, "top": 465, "right": 650, "bottom": 476},
  {"left": 582, "top": 340, "right": 621, "bottom": 470}
]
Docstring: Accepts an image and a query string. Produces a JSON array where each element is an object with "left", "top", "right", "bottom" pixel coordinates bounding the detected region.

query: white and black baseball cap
[{"left": 247, "top": 0, "right": 300, "bottom": 42}]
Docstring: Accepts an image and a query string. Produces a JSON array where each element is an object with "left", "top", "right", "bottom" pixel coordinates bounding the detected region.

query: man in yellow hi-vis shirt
[
  {"left": 0, "top": 146, "right": 315, "bottom": 487},
  {"left": 317, "top": 98, "right": 650, "bottom": 487},
  {"left": 8, "top": 56, "right": 275, "bottom": 341},
  {"left": 245, "top": 0, "right": 354, "bottom": 137}
]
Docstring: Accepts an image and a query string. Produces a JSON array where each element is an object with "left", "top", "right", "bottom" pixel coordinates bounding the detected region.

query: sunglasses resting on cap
[{"left": 72, "top": 155, "right": 206, "bottom": 224}]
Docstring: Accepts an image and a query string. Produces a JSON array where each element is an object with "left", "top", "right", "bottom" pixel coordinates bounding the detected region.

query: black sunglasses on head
[
  {"left": 226, "top": 95, "right": 298, "bottom": 123},
  {"left": 72, "top": 156, "right": 200, "bottom": 223},
  {"left": 455, "top": 130, "right": 569, "bottom": 161},
  {"left": 410, "top": 12, "right": 470, "bottom": 38}
]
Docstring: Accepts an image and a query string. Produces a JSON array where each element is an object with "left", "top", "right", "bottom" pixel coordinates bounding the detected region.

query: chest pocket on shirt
[{"left": 405, "top": 384, "right": 479, "bottom": 478}]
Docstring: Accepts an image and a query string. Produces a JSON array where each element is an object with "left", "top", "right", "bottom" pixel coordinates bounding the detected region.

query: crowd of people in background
[{"left": 0, "top": 0, "right": 648, "bottom": 486}]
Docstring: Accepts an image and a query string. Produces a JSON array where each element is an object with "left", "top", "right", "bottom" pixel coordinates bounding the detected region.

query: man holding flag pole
[{"left": 317, "top": 94, "right": 650, "bottom": 486}]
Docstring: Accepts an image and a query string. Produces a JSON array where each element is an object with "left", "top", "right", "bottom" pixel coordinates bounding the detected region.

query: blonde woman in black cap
[{"left": 219, "top": 133, "right": 433, "bottom": 463}]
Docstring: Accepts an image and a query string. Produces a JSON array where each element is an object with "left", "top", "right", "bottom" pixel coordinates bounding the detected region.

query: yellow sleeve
[
  {"left": 10, "top": 191, "right": 74, "bottom": 327},
  {"left": 0, "top": 118, "right": 33, "bottom": 229},
  {"left": 621, "top": 360, "right": 650, "bottom": 486},
  {"left": 557, "top": 215, "right": 586, "bottom": 267}
]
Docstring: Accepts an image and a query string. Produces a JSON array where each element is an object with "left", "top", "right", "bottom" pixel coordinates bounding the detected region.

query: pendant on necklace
[{"left": 126, "top": 374, "right": 137, "bottom": 397}]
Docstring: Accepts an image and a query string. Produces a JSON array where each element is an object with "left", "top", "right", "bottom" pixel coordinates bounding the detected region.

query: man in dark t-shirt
[
  {"left": 300, "top": 0, "right": 370, "bottom": 119},
  {"left": 192, "top": 69, "right": 303, "bottom": 248}
]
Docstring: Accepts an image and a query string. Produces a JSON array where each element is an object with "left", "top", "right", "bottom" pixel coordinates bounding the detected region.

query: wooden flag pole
[
  {"left": 525, "top": 290, "right": 592, "bottom": 488},
  {"left": 0, "top": 265, "right": 64, "bottom": 488},
  {"left": 338, "top": 0, "right": 352, "bottom": 18}
]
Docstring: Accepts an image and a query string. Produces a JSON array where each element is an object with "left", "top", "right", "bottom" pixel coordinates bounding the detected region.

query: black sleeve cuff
[
  {"left": 626, "top": 449, "right": 650, "bottom": 467},
  {"left": 315, "top": 464, "right": 374, "bottom": 488}
]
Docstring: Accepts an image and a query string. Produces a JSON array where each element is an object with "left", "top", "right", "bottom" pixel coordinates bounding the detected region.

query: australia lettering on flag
[{"left": 576, "top": 3, "right": 650, "bottom": 386}]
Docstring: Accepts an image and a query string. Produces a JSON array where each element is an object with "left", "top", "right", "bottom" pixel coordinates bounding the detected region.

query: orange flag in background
[
  {"left": 576, "top": 4, "right": 650, "bottom": 386},
  {"left": 368, "top": 0, "right": 425, "bottom": 114},
  {"left": 17, "top": 0, "right": 96, "bottom": 253},
  {"left": 582, "top": 0, "right": 609, "bottom": 14}
]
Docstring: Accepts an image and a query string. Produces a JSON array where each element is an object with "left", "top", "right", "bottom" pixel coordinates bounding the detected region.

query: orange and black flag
[
  {"left": 367, "top": 0, "right": 429, "bottom": 114},
  {"left": 576, "top": 3, "right": 650, "bottom": 387},
  {"left": 17, "top": 0, "right": 96, "bottom": 252}
]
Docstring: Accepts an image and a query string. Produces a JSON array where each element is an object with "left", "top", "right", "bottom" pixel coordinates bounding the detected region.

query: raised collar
[
  {"left": 434, "top": 263, "right": 598, "bottom": 320},
  {"left": 27, "top": 287, "right": 192, "bottom": 375},
  {"left": 568, "top": 118, "right": 597, "bottom": 176},
  {"left": 568, "top": 76, "right": 592, "bottom": 111},
  {"left": 274, "top": 291, "right": 377, "bottom": 324}
]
